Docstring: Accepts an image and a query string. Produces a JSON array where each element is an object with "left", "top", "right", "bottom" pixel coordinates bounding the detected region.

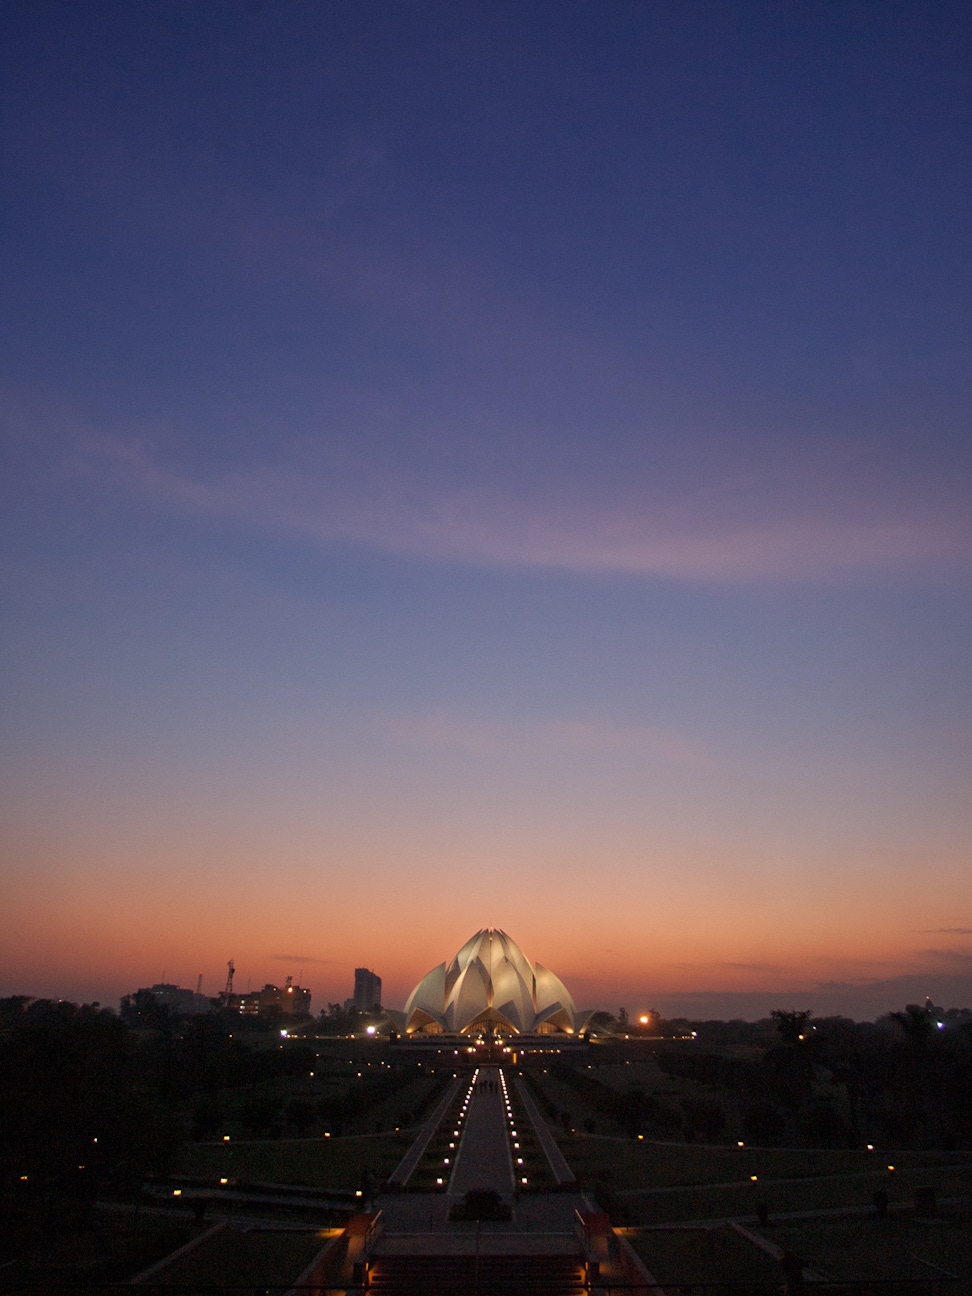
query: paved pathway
[
  {"left": 514, "top": 1078, "right": 576, "bottom": 1185},
  {"left": 448, "top": 1067, "right": 515, "bottom": 1198},
  {"left": 386, "top": 1078, "right": 461, "bottom": 1186}
]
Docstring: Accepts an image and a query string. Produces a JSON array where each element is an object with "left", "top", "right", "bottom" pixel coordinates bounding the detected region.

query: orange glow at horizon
[{"left": 4, "top": 814, "right": 969, "bottom": 1018}]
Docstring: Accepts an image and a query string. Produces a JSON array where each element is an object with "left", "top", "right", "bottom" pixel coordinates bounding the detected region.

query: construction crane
[{"left": 221, "top": 959, "right": 235, "bottom": 1007}]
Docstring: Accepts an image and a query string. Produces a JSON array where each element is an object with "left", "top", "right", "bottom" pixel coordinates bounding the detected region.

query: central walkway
[
  {"left": 447, "top": 1066, "right": 514, "bottom": 1198},
  {"left": 365, "top": 1062, "right": 616, "bottom": 1296}
]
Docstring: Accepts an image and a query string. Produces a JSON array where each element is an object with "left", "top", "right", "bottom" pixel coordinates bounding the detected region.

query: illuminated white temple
[{"left": 403, "top": 927, "right": 577, "bottom": 1036}]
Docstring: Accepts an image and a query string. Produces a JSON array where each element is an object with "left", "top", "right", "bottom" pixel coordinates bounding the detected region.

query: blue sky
[{"left": 1, "top": 0, "right": 970, "bottom": 1017}]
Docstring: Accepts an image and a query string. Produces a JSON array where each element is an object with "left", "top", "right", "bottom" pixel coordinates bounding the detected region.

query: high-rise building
[
  {"left": 353, "top": 967, "right": 381, "bottom": 1012},
  {"left": 238, "top": 976, "right": 311, "bottom": 1018}
]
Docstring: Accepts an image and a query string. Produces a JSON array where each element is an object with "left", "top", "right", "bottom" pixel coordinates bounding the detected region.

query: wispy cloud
[{"left": 70, "top": 426, "right": 972, "bottom": 585}]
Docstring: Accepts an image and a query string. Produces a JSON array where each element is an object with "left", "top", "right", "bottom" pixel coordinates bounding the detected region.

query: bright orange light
[{"left": 639, "top": 1014, "right": 649, "bottom": 1024}]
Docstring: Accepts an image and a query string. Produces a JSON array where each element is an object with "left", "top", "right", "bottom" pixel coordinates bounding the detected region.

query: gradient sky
[{"left": 2, "top": 1, "right": 971, "bottom": 1020}]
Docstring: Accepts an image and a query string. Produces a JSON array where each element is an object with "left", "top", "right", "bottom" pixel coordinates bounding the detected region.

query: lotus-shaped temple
[{"left": 404, "top": 927, "right": 577, "bottom": 1036}]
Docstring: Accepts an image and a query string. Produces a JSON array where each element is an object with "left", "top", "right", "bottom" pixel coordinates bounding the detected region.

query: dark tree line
[
  {"left": 653, "top": 1005, "right": 972, "bottom": 1148},
  {"left": 0, "top": 998, "right": 180, "bottom": 1207},
  {"left": 0, "top": 996, "right": 316, "bottom": 1205},
  {"left": 540, "top": 1003, "right": 972, "bottom": 1149}
]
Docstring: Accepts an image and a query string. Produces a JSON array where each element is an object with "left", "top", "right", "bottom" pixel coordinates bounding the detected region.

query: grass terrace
[
  {"left": 406, "top": 1070, "right": 477, "bottom": 1191},
  {"left": 502, "top": 1069, "right": 558, "bottom": 1190},
  {"left": 560, "top": 1137, "right": 972, "bottom": 1225},
  {"left": 628, "top": 1223, "right": 783, "bottom": 1287},
  {"left": 570, "top": 1138, "right": 971, "bottom": 1191},
  {"left": 174, "top": 1130, "right": 413, "bottom": 1192},
  {"left": 764, "top": 1207, "right": 972, "bottom": 1281},
  {"left": 135, "top": 1224, "right": 337, "bottom": 1290},
  {"left": 0, "top": 1211, "right": 210, "bottom": 1286}
]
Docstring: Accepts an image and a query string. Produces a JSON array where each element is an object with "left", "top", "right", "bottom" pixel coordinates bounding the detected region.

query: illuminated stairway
[{"left": 365, "top": 1251, "right": 587, "bottom": 1295}]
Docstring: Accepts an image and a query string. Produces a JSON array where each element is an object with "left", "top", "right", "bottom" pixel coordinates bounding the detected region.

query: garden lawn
[
  {"left": 175, "top": 1131, "right": 413, "bottom": 1190},
  {"left": 562, "top": 1134, "right": 972, "bottom": 1192}
]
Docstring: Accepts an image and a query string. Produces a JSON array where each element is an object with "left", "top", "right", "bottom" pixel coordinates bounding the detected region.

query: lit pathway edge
[
  {"left": 514, "top": 1077, "right": 576, "bottom": 1185},
  {"left": 386, "top": 1077, "right": 462, "bottom": 1187},
  {"left": 447, "top": 1066, "right": 515, "bottom": 1197}
]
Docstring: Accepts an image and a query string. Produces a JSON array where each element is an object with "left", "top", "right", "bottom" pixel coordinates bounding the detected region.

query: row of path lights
[
  {"left": 436, "top": 1067, "right": 480, "bottom": 1188},
  {"left": 498, "top": 1068, "right": 528, "bottom": 1186}
]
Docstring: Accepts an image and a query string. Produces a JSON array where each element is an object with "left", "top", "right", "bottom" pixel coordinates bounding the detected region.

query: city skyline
[{"left": 2, "top": 1, "right": 970, "bottom": 1022}]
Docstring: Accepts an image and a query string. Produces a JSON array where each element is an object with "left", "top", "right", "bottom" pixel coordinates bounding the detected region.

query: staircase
[{"left": 365, "top": 1252, "right": 587, "bottom": 1295}]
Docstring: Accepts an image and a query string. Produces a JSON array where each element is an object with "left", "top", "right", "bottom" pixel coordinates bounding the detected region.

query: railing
[{"left": 0, "top": 1279, "right": 964, "bottom": 1294}]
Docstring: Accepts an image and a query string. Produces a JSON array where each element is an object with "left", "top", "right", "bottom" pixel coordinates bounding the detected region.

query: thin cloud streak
[
  {"left": 270, "top": 954, "right": 335, "bottom": 966},
  {"left": 73, "top": 429, "right": 972, "bottom": 584}
]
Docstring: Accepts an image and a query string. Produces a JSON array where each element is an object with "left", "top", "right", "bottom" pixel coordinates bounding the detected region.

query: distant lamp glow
[
  {"left": 866, "top": 1144, "right": 874, "bottom": 1151},
  {"left": 366, "top": 1025, "right": 377, "bottom": 1035},
  {"left": 223, "top": 1135, "right": 230, "bottom": 1142},
  {"left": 737, "top": 1141, "right": 745, "bottom": 1147},
  {"left": 280, "top": 1029, "right": 288, "bottom": 1037},
  {"left": 219, "top": 1178, "right": 228, "bottom": 1185},
  {"left": 172, "top": 1189, "right": 181, "bottom": 1196},
  {"left": 750, "top": 1175, "right": 758, "bottom": 1182},
  {"left": 639, "top": 1014, "right": 649, "bottom": 1024}
]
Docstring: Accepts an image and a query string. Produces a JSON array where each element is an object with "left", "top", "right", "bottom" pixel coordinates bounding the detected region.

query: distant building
[
  {"left": 131, "top": 983, "right": 211, "bottom": 1016},
  {"left": 353, "top": 967, "right": 381, "bottom": 1012},
  {"left": 238, "top": 976, "right": 311, "bottom": 1018}
]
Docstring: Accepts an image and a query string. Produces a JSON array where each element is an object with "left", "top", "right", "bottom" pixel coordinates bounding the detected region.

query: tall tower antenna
[
  {"left": 196, "top": 973, "right": 203, "bottom": 995},
  {"left": 224, "top": 960, "right": 235, "bottom": 997}
]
